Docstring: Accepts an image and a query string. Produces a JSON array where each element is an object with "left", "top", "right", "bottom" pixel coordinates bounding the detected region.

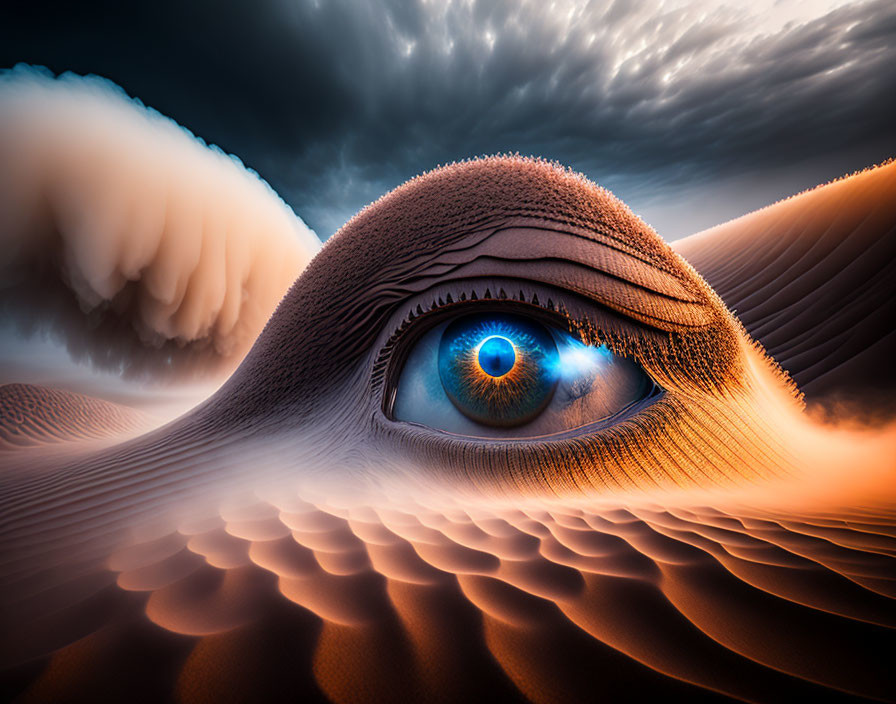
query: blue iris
[
  {"left": 478, "top": 336, "right": 516, "bottom": 377},
  {"left": 438, "top": 313, "right": 559, "bottom": 427}
]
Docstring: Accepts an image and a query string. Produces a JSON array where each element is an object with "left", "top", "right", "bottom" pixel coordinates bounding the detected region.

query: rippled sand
[
  {"left": 3, "top": 492, "right": 894, "bottom": 703},
  {"left": 0, "top": 384, "right": 148, "bottom": 450}
]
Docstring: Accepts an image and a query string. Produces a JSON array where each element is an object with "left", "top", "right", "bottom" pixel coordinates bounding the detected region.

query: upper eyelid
[
  {"left": 372, "top": 223, "right": 712, "bottom": 333},
  {"left": 422, "top": 257, "right": 714, "bottom": 332},
  {"left": 437, "top": 227, "right": 698, "bottom": 302}
]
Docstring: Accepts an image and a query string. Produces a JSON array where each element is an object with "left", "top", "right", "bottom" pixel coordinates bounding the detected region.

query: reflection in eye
[{"left": 392, "top": 310, "right": 656, "bottom": 438}]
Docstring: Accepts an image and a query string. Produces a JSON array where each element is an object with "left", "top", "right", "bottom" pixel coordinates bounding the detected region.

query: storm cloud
[
  {"left": 0, "top": 67, "right": 320, "bottom": 382},
  {"left": 2, "top": 0, "right": 893, "bottom": 240}
]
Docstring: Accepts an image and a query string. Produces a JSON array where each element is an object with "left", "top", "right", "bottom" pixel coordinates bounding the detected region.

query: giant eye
[{"left": 390, "top": 309, "right": 656, "bottom": 438}]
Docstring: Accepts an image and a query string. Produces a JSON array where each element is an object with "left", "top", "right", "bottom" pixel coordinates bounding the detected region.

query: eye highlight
[
  {"left": 390, "top": 306, "right": 658, "bottom": 439},
  {"left": 438, "top": 314, "right": 559, "bottom": 427}
]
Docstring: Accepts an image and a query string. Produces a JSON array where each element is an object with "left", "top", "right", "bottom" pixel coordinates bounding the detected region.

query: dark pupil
[{"left": 478, "top": 337, "right": 515, "bottom": 377}]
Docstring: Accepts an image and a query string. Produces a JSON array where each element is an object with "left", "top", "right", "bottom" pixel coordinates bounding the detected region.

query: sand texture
[
  {"left": 0, "top": 383, "right": 148, "bottom": 450},
  {"left": 674, "top": 161, "right": 896, "bottom": 416}
]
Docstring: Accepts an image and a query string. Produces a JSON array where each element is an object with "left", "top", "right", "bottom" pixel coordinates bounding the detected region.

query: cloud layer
[
  {"left": 0, "top": 67, "right": 320, "bottom": 381},
  {"left": 2, "top": 0, "right": 892, "bottom": 239}
]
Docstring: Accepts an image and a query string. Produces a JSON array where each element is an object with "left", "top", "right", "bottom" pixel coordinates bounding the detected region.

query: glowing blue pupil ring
[
  {"left": 477, "top": 336, "right": 516, "bottom": 377},
  {"left": 437, "top": 313, "right": 560, "bottom": 428}
]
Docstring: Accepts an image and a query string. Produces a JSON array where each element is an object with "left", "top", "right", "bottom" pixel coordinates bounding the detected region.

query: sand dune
[
  {"left": 674, "top": 160, "right": 896, "bottom": 416},
  {"left": 0, "top": 383, "right": 148, "bottom": 450}
]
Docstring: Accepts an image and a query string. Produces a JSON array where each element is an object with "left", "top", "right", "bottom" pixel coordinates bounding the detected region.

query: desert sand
[
  {"left": 1, "top": 160, "right": 894, "bottom": 704},
  {"left": 675, "top": 160, "right": 896, "bottom": 418},
  {"left": 0, "top": 383, "right": 149, "bottom": 450}
]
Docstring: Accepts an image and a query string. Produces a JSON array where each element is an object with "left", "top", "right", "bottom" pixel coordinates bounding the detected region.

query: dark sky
[{"left": 2, "top": 0, "right": 894, "bottom": 240}]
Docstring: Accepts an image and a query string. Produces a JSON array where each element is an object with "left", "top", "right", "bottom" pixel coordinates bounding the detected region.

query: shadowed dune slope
[
  {"left": 0, "top": 383, "right": 148, "bottom": 450},
  {"left": 674, "top": 161, "right": 896, "bottom": 415}
]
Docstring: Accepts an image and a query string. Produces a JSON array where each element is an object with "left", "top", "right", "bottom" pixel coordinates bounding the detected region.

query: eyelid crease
[
  {"left": 360, "top": 220, "right": 702, "bottom": 303},
  {"left": 357, "top": 221, "right": 717, "bottom": 335},
  {"left": 426, "top": 258, "right": 716, "bottom": 331},
  {"left": 434, "top": 226, "right": 704, "bottom": 304},
  {"left": 365, "top": 254, "right": 717, "bottom": 334},
  {"left": 366, "top": 214, "right": 680, "bottom": 285}
]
